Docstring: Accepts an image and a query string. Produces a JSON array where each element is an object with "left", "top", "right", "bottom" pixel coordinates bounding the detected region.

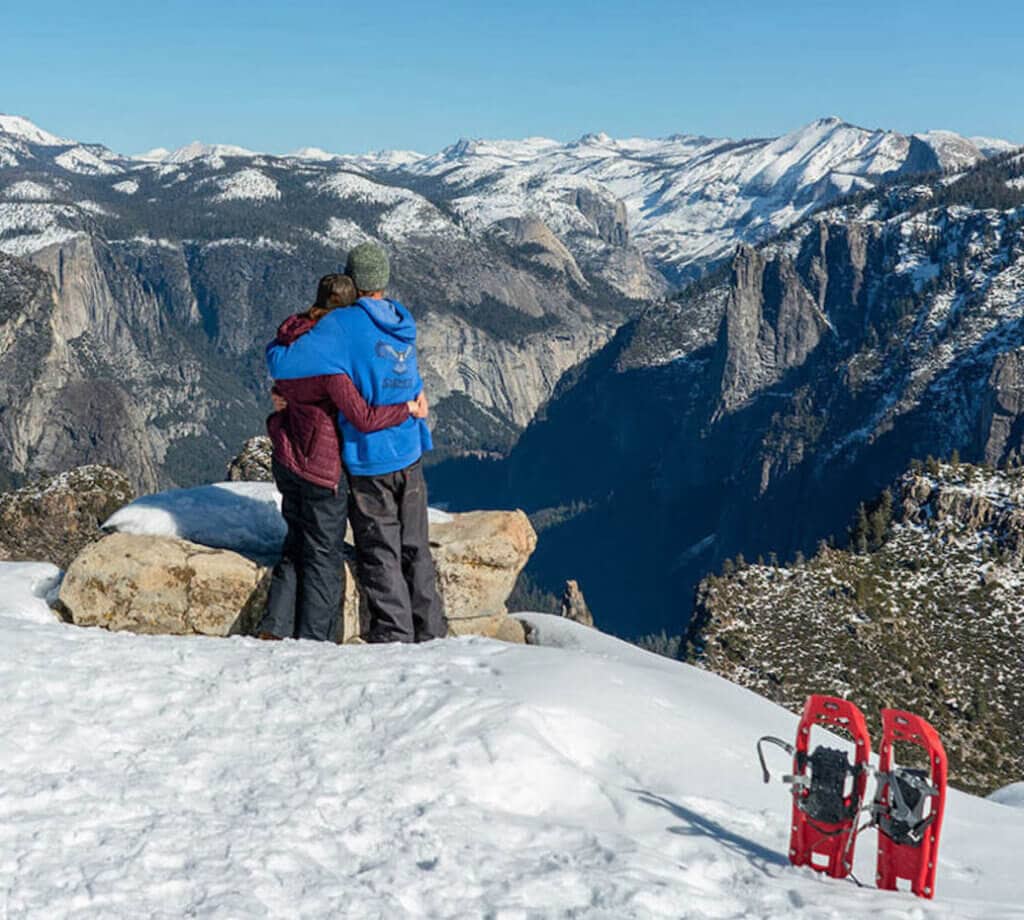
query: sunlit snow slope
[{"left": 0, "top": 567, "right": 1021, "bottom": 919}]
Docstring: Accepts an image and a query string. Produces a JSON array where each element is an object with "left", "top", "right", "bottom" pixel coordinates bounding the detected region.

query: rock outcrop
[
  {"left": 982, "top": 348, "right": 1024, "bottom": 468},
  {"left": 60, "top": 505, "right": 538, "bottom": 644},
  {"left": 0, "top": 465, "right": 135, "bottom": 568},
  {"left": 427, "top": 510, "right": 537, "bottom": 643},
  {"left": 716, "top": 243, "right": 829, "bottom": 415},
  {"left": 59, "top": 533, "right": 267, "bottom": 636},
  {"left": 226, "top": 436, "right": 273, "bottom": 483},
  {"left": 559, "top": 579, "right": 594, "bottom": 627}
]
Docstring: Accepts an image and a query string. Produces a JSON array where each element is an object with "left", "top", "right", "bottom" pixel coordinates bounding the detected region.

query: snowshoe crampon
[
  {"left": 758, "top": 695, "right": 871, "bottom": 880},
  {"left": 875, "top": 709, "right": 947, "bottom": 899}
]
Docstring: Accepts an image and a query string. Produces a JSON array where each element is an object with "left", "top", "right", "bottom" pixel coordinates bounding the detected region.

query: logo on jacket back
[
  {"left": 376, "top": 341, "right": 412, "bottom": 373},
  {"left": 376, "top": 341, "right": 414, "bottom": 389}
]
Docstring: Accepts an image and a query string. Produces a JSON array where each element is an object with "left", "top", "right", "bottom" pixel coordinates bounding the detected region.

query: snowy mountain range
[
  {"left": 4, "top": 112, "right": 1012, "bottom": 491},
  {"left": 457, "top": 148, "right": 1024, "bottom": 637},
  {"left": 2, "top": 113, "right": 1014, "bottom": 281},
  {"left": 397, "top": 118, "right": 1016, "bottom": 282},
  {"left": 1, "top": 112, "right": 1023, "bottom": 614},
  {"left": 116, "top": 116, "right": 1018, "bottom": 283}
]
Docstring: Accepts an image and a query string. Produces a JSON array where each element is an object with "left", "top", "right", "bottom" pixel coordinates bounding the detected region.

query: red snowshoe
[
  {"left": 874, "top": 709, "right": 947, "bottom": 899},
  {"left": 758, "top": 697, "right": 949, "bottom": 900},
  {"left": 758, "top": 695, "right": 872, "bottom": 880}
]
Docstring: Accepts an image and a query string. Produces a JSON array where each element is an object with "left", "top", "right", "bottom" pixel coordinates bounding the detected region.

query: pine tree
[
  {"left": 850, "top": 502, "right": 870, "bottom": 554},
  {"left": 855, "top": 577, "right": 870, "bottom": 609},
  {"left": 868, "top": 489, "right": 894, "bottom": 551}
]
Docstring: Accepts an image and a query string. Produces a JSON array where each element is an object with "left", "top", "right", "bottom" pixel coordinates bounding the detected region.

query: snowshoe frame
[{"left": 875, "top": 708, "right": 947, "bottom": 899}]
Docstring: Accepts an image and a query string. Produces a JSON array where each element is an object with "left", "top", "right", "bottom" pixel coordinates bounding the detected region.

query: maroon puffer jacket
[{"left": 267, "top": 314, "right": 411, "bottom": 491}]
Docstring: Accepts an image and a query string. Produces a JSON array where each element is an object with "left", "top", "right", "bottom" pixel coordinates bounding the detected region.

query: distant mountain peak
[
  {"left": 0, "top": 114, "right": 69, "bottom": 146},
  {"left": 444, "top": 137, "right": 479, "bottom": 159},
  {"left": 133, "top": 147, "right": 173, "bottom": 162},
  {"left": 290, "top": 146, "right": 339, "bottom": 161},
  {"left": 135, "top": 141, "right": 258, "bottom": 164}
]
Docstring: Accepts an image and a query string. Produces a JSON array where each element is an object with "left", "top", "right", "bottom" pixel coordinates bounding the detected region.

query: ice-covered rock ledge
[{"left": 56, "top": 482, "right": 537, "bottom": 643}]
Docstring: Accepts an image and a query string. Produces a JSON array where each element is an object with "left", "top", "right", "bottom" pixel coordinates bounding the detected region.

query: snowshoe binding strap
[
  {"left": 877, "top": 767, "right": 939, "bottom": 847},
  {"left": 756, "top": 736, "right": 797, "bottom": 784},
  {"left": 800, "top": 746, "right": 862, "bottom": 824}
]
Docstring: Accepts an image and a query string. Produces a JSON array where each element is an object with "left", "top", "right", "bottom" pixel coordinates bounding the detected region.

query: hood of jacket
[{"left": 355, "top": 297, "right": 416, "bottom": 345}]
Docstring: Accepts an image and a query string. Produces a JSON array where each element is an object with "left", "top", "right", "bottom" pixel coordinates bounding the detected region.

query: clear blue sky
[{"left": 4, "top": 0, "right": 1021, "bottom": 155}]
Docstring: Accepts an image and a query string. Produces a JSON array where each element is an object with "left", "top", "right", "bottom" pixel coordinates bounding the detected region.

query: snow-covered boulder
[
  {"left": 58, "top": 533, "right": 267, "bottom": 636},
  {"left": 0, "top": 465, "right": 135, "bottom": 568},
  {"left": 103, "top": 482, "right": 285, "bottom": 562}
]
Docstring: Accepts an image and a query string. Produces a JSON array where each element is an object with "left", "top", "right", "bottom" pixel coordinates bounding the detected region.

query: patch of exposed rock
[
  {"left": 560, "top": 579, "right": 594, "bottom": 627},
  {"left": 899, "top": 469, "right": 1024, "bottom": 557},
  {"left": 0, "top": 465, "right": 135, "bottom": 568},
  {"left": 59, "top": 533, "right": 267, "bottom": 636},
  {"left": 226, "top": 436, "right": 273, "bottom": 483},
  {"left": 428, "top": 510, "right": 537, "bottom": 643}
]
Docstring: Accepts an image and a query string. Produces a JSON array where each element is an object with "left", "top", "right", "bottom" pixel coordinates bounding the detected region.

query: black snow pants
[
  {"left": 258, "top": 460, "right": 347, "bottom": 641},
  {"left": 347, "top": 459, "right": 447, "bottom": 643}
]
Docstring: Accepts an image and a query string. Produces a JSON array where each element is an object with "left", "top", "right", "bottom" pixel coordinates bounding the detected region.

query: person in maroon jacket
[{"left": 257, "top": 274, "right": 428, "bottom": 642}]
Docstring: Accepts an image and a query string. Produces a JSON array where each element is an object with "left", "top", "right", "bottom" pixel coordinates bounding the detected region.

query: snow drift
[{"left": 103, "top": 483, "right": 455, "bottom": 563}]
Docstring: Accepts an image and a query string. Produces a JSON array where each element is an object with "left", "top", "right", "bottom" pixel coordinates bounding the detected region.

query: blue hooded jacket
[{"left": 266, "top": 298, "right": 432, "bottom": 477}]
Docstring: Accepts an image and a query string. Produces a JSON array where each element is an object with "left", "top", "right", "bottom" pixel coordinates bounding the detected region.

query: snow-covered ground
[
  {"left": 989, "top": 783, "right": 1024, "bottom": 809},
  {"left": 213, "top": 169, "right": 282, "bottom": 203},
  {"left": 0, "top": 562, "right": 1022, "bottom": 918}
]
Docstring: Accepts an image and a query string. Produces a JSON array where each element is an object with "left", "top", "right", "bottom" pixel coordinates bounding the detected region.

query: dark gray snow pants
[
  {"left": 347, "top": 460, "right": 447, "bottom": 643},
  {"left": 258, "top": 460, "right": 347, "bottom": 641}
]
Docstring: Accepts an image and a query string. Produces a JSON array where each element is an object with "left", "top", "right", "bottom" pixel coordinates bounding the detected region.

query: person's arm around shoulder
[
  {"left": 324, "top": 376, "right": 428, "bottom": 433},
  {"left": 266, "top": 309, "right": 350, "bottom": 380}
]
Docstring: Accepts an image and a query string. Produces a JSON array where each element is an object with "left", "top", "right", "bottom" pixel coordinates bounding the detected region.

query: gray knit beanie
[{"left": 345, "top": 242, "right": 390, "bottom": 293}]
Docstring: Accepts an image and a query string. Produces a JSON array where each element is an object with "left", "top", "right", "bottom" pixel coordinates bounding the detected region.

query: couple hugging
[{"left": 257, "top": 242, "right": 447, "bottom": 645}]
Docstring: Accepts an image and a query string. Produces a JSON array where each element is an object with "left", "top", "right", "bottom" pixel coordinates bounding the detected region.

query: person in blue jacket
[{"left": 266, "top": 243, "right": 447, "bottom": 643}]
